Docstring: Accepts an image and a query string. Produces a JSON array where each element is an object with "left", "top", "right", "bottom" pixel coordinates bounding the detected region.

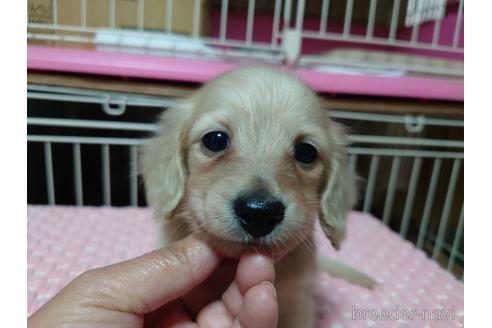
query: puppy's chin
[{"left": 195, "top": 228, "right": 297, "bottom": 261}]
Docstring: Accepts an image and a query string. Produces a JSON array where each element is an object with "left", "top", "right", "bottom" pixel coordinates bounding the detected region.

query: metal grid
[
  {"left": 296, "top": 0, "right": 463, "bottom": 50},
  {"left": 27, "top": 84, "right": 464, "bottom": 278},
  {"left": 27, "top": 0, "right": 464, "bottom": 75}
]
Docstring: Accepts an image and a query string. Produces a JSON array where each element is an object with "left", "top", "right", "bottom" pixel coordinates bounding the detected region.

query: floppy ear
[
  {"left": 319, "top": 120, "right": 357, "bottom": 250},
  {"left": 140, "top": 100, "right": 194, "bottom": 222}
]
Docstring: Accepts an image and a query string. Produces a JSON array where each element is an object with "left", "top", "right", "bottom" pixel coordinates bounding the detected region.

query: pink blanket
[{"left": 27, "top": 206, "right": 464, "bottom": 327}]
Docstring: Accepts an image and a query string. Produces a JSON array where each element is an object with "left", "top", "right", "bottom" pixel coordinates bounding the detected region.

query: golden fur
[{"left": 141, "top": 67, "right": 357, "bottom": 327}]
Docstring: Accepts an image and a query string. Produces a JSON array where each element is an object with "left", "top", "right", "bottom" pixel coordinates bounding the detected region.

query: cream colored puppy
[{"left": 142, "top": 67, "right": 357, "bottom": 327}]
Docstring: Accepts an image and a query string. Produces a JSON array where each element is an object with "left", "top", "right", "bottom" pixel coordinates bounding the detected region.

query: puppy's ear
[
  {"left": 141, "top": 100, "right": 194, "bottom": 222},
  {"left": 319, "top": 120, "right": 357, "bottom": 250}
]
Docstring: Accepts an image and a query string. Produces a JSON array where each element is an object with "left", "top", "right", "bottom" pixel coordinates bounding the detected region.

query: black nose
[{"left": 233, "top": 191, "right": 285, "bottom": 238}]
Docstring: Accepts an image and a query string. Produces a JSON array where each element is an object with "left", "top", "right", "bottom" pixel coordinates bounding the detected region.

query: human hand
[{"left": 28, "top": 235, "right": 277, "bottom": 328}]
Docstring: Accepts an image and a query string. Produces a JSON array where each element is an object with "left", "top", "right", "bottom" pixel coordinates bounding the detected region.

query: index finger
[{"left": 76, "top": 234, "right": 223, "bottom": 314}]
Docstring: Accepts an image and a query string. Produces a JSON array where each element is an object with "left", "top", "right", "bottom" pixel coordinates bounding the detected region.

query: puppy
[{"left": 142, "top": 67, "right": 358, "bottom": 327}]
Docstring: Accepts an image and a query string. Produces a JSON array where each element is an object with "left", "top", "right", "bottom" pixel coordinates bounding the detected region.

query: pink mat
[{"left": 27, "top": 206, "right": 464, "bottom": 327}]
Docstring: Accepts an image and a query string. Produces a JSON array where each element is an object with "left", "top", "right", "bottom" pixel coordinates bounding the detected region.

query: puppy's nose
[{"left": 233, "top": 192, "right": 285, "bottom": 238}]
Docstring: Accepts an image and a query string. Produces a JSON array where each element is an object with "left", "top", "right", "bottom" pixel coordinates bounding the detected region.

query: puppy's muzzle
[{"left": 233, "top": 190, "right": 285, "bottom": 238}]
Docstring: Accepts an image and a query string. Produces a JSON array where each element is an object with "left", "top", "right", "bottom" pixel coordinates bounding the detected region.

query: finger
[
  {"left": 77, "top": 234, "right": 223, "bottom": 314},
  {"left": 223, "top": 252, "right": 275, "bottom": 317},
  {"left": 235, "top": 252, "right": 275, "bottom": 295},
  {"left": 196, "top": 300, "right": 233, "bottom": 328},
  {"left": 234, "top": 282, "right": 278, "bottom": 328},
  {"left": 222, "top": 281, "right": 242, "bottom": 316},
  {"left": 181, "top": 258, "right": 237, "bottom": 316}
]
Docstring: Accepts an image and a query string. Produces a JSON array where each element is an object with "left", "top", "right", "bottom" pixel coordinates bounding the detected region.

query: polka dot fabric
[{"left": 27, "top": 206, "right": 464, "bottom": 327}]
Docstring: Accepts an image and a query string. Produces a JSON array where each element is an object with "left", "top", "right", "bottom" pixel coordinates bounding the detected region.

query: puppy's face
[{"left": 142, "top": 68, "right": 355, "bottom": 257}]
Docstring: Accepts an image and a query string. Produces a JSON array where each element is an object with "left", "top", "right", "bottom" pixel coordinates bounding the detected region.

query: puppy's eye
[
  {"left": 202, "top": 131, "right": 230, "bottom": 152},
  {"left": 294, "top": 143, "right": 318, "bottom": 164}
]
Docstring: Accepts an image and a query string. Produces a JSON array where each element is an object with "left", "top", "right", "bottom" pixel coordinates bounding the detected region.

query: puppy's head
[{"left": 142, "top": 67, "right": 356, "bottom": 257}]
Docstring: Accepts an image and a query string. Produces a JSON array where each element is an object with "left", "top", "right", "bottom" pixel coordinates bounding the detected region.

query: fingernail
[
  {"left": 244, "top": 251, "right": 273, "bottom": 260},
  {"left": 260, "top": 281, "right": 277, "bottom": 299}
]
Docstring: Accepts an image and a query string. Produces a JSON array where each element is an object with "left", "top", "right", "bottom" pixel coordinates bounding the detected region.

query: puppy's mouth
[
  {"left": 196, "top": 224, "right": 294, "bottom": 259},
  {"left": 199, "top": 225, "right": 272, "bottom": 246}
]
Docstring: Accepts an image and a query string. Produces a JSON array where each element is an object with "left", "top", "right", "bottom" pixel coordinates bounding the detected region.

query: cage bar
[
  {"left": 109, "top": 0, "right": 116, "bottom": 28},
  {"left": 166, "top": 0, "right": 173, "bottom": 34},
  {"left": 453, "top": 0, "right": 464, "bottom": 48},
  {"left": 447, "top": 204, "right": 464, "bottom": 271},
  {"left": 425, "top": 230, "right": 463, "bottom": 261},
  {"left": 283, "top": 0, "right": 292, "bottom": 27},
  {"left": 44, "top": 142, "right": 55, "bottom": 205},
  {"left": 295, "top": 0, "right": 306, "bottom": 31},
  {"left": 319, "top": 0, "right": 330, "bottom": 35},
  {"left": 348, "top": 135, "right": 463, "bottom": 148},
  {"left": 270, "top": 0, "right": 282, "bottom": 47},
  {"left": 330, "top": 111, "right": 464, "bottom": 127},
  {"left": 416, "top": 158, "right": 442, "bottom": 249},
  {"left": 383, "top": 156, "right": 401, "bottom": 225},
  {"left": 331, "top": 111, "right": 463, "bottom": 128},
  {"left": 73, "top": 143, "right": 83, "bottom": 206},
  {"left": 411, "top": 18, "right": 420, "bottom": 45},
  {"left": 343, "top": 0, "right": 354, "bottom": 38},
  {"left": 363, "top": 155, "right": 380, "bottom": 212},
  {"left": 130, "top": 145, "right": 138, "bottom": 206},
  {"left": 366, "top": 0, "right": 378, "bottom": 39},
  {"left": 29, "top": 135, "right": 144, "bottom": 146},
  {"left": 432, "top": 159, "right": 461, "bottom": 259},
  {"left": 138, "top": 0, "right": 144, "bottom": 30},
  {"left": 349, "top": 148, "right": 463, "bottom": 159},
  {"left": 52, "top": 0, "right": 58, "bottom": 25},
  {"left": 193, "top": 0, "right": 201, "bottom": 38},
  {"left": 81, "top": 0, "right": 87, "bottom": 27},
  {"left": 28, "top": 117, "right": 158, "bottom": 132},
  {"left": 28, "top": 86, "right": 464, "bottom": 128},
  {"left": 271, "top": 0, "right": 282, "bottom": 46},
  {"left": 349, "top": 154, "right": 358, "bottom": 172},
  {"left": 220, "top": 0, "right": 229, "bottom": 42},
  {"left": 400, "top": 157, "right": 422, "bottom": 238},
  {"left": 28, "top": 90, "right": 175, "bottom": 109},
  {"left": 432, "top": 18, "right": 442, "bottom": 48},
  {"left": 102, "top": 144, "right": 111, "bottom": 205},
  {"left": 388, "top": 0, "right": 401, "bottom": 41},
  {"left": 246, "top": 0, "right": 256, "bottom": 45}
]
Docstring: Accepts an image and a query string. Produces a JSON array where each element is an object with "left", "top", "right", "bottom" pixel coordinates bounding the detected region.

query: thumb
[{"left": 74, "top": 234, "right": 223, "bottom": 314}]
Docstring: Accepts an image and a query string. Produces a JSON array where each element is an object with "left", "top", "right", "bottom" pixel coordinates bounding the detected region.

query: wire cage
[
  {"left": 27, "top": 0, "right": 464, "bottom": 279},
  {"left": 27, "top": 84, "right": 464, "bottom": 279},
  {"left": 28, "top": 1, "right": 463, "bottom": 84}
]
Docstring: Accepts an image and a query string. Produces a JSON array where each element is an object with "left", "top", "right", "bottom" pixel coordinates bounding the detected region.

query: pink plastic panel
[
  {"left": 27, "top": 206, "right": 464, "bottom": 327},
  {"left": 27, "top": 45, "right": 237, "bottom": 83},
  {"left": 28, "top": 45, "right": 463, "bottom": 101}
]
